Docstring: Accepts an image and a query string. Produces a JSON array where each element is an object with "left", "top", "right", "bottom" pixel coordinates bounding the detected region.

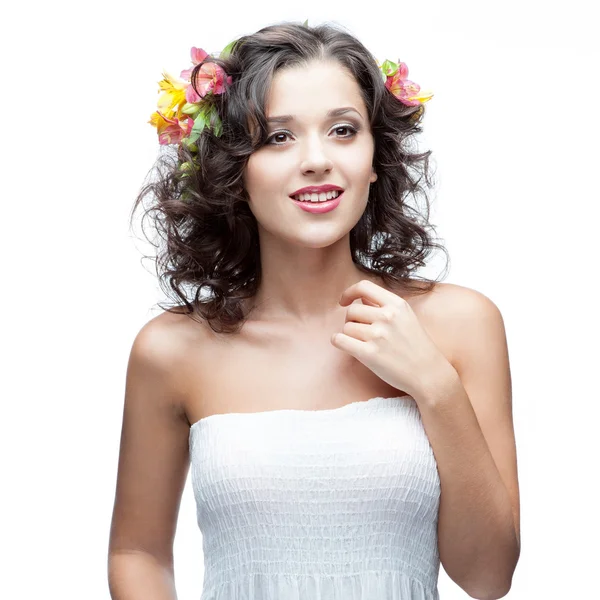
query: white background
[{"left": 2, "top": 1, "right": 598, "bottom": 598}]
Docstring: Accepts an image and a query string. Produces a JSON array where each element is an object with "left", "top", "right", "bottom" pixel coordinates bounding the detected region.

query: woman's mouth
[{"left": 290, "top": 190, "right": 344, "bottom": 214}]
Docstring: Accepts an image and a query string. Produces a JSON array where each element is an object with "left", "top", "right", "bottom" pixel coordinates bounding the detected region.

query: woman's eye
[
  {"left": 333, "top": 125, "right": 358, "bottom": 138},
  {"left": 266, "top": 125, "right": 358, "bottom": 146},
  {"left": 268, "top": 132, "right": 292, "bottom": 145}
]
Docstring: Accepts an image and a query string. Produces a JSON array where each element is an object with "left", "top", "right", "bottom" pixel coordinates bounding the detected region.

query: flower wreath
[{"left": 148, "top": 32, "right": 433, "bottom": 176}]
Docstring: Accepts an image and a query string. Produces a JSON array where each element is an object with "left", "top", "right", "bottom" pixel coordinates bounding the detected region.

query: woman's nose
[{"left": 300, "top": 134, "right": 334, "bottom": 174}]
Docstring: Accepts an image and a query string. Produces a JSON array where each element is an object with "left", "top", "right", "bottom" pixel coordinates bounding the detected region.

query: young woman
[{"left": 108, "top": 21, "right": 521, "bottom": 600}]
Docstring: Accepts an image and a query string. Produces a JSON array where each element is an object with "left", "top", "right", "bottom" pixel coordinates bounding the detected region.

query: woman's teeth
[{"left": 292, "top": 190, "right": 341, "bottom": 203}]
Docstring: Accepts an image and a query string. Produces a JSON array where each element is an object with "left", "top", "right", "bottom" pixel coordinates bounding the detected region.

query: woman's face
[{"left": 243, "top": 60, "right": 377, "bottom": 248}]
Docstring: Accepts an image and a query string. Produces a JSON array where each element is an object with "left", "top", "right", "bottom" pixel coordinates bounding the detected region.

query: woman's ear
[{"left": 370, "top": 168, "right": 378, "bottom": 184}]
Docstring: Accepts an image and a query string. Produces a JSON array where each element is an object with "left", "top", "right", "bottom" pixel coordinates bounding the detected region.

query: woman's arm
[
  {"left": 108, "top": 550, "right": 178, "bottom": 600},
  {"left": 107, "top": 318, "right": 191, "bottom": 599}
]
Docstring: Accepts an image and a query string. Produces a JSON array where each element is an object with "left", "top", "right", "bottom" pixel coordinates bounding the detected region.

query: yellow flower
[{"left": 156, "top": 71, "right": 188, "bottom": 121}]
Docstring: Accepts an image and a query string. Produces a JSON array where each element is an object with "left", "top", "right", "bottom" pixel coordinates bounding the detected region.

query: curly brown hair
[{"left": 130, "top": 20, "right": 450, "bottom": 334}]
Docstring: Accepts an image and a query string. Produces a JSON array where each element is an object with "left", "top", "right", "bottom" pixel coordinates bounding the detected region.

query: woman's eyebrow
[{"left": 266, "top": 107, "right": 362, "bottom": 124}]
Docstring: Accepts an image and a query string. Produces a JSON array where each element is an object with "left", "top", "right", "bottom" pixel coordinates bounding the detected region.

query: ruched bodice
[{"left": 188, "top": 396, "right": 441, "bottom": 599}]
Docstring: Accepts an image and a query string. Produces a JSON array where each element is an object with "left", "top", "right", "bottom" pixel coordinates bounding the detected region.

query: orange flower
[{"left": 148, "top": 111, "right": 194, "bottom": 145}]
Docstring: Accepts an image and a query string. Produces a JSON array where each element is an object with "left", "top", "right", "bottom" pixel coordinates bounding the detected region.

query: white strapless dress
[{"left": 188, "top": 396, "right": 441, "bottom": 599}]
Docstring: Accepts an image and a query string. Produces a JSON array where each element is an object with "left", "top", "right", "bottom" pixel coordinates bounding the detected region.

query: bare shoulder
[
  {"left": 426, "top": 281, "right": 502, "bottom": 319},
  {"left": 142, "top": 307, "right": 211, "bottom": 347},
  {"left": 421, "top": 282, "right": 505, "bottom": 364},
  {"left": 395, "top": 279, "right": 496, "bottom": 311},
  {"left": 134, "top": 311, "right": 188, "bottom": 368},
  {"left": 130, "top": 309, "right": 204, "bottom": 417},
  {"left": 137, "top": 310, "right": 183, "bottom": 350},
  {"left": 392, "top": 281, "right": 502, "bottom": 370}
]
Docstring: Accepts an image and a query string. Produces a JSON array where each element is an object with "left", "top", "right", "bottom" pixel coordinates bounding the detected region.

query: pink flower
[
  {"left": 179, "top": 46, "right": 232, "bottom": 103},
  {"left": 186, "top": 62, "right": 232, "bottom": 103},
  {"left": 383, "top": 60, "right": 433, "bottom": 107},
  {"left": 179, "top": 47, "right": 209, "bottom": 81}
]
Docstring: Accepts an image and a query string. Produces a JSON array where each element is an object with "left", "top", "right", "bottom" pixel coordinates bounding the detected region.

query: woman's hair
[{"left": 130, "top": 20, "right": 450, "bottom": 334}]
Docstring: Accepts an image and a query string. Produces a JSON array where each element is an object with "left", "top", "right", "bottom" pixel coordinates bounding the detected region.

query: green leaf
[
  {"left": 181, "top": 102, "right": 201, "bottom": 116},
  {"left": 380, "top": 59, "right": 399, "bottom": 77},
  {"left": 188, "top": 108, "right": 208, "bottom": 143},
  {"left": 187, "top": 130, "right": 201, "bottom": 144},
  {"left": 220, "top": 38, "right": 237, "bottom": 59},
  {"left": 187, "top": 131, "right": 202, "bottom": 148},
  {"left": 194, "top": 105, "right": 210, "bottom": 127},
  {"left": 204, "top": 105, "right": 223, "bottom": 137},
  {"left": 212, "top": 114, "right": 223, "bottom": 137}
]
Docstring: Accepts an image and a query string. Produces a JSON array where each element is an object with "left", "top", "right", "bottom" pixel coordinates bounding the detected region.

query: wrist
[{"left": 414, "top": 360, "right": 461, "bottom": 407}]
